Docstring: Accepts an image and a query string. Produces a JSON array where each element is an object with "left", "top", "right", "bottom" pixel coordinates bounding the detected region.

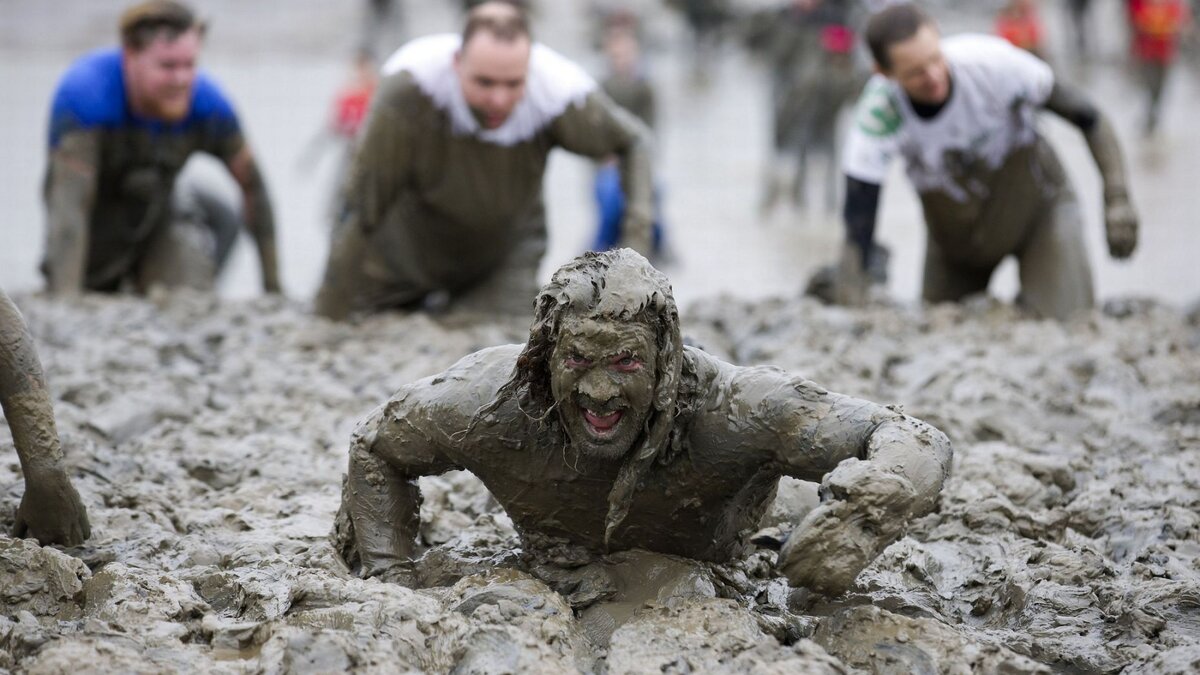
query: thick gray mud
[{"left": 2, "top": 291, "right": 1199, "bottom": 673}]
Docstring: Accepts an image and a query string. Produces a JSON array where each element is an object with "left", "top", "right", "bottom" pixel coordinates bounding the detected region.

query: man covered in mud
[
  {"left": 1, "top": 291, "right": 90, "bottom": 546},
  {"left": 43, "top": 0, "right": 279, "bottom": 295},
  {"left": 313, "top": 1, "right": 654, "bottom": 320},
  {"left": 335, "top": 248, "right": 952, "bottom": 599},
  {"left": 828, "top": 3, "right": 1139, "bottom": 320}
]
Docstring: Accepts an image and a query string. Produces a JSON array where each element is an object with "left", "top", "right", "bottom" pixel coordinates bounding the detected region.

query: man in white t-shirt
[{"left": 830, "top": 3, "right": 1138, "bottom": 320}]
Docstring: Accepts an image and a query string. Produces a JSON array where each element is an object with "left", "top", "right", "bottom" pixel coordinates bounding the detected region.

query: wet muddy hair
[
  {"left": 120, "top": 0, "right": 205, "bottom": 51},
  {"left": 866, "top": 2, "right": 933, "bottom": 71},
  {"left": 462, "top": 1, "right": 531, "bottom": 46},
  {"left": 481, "top": 249, "right": 687, "bottom": 548}
]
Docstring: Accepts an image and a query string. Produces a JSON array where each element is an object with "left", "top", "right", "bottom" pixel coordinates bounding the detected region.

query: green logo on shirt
[{"left": 855, "top": 81, "right": 902, "bottom": 137}]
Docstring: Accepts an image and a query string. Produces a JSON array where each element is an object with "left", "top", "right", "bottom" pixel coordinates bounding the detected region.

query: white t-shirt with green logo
[{"left": 842, "top": 34, "right": 1054, "bottom": 203}]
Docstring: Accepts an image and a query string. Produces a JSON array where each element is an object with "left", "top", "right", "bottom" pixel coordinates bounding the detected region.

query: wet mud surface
[{"left": 2, "top": 290, "right": 1199, "bottom": 673}]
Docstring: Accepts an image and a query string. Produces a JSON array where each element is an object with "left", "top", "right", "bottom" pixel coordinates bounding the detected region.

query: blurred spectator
[
  {"left": 297, "top": 49, "right": 378, "bottom": 222},
  {"left": 744, "top": 0, "right": 865, "bottom": 216},
  {"left": 995, "top": 0, "right": 1047, "bottom": 60},
  {"left": 42, "top": 0, "right": 279, "bottom": 295},
  {"left": 362, "top": 0, "right": 406, "bottom": 57},
  {"left": 1067, "top": 0, "right": 1094, "bottom": 57},
  {"left": 591, "top": 11, "right": 668, "bottom": 259},
  {"left": 1127, "top": 0, "right": 1191, "bottom": 135},
  {"left": 666, "top": 0, "right": 731, "bottom": 87}
]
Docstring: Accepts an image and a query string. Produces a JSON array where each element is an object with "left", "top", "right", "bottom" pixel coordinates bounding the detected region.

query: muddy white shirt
[{"left": 842, "top": 34, "right": 1054, "bottom": 203}]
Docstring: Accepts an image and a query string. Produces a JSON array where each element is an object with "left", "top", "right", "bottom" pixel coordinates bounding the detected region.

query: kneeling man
[{"left": 335, "top": 249, "right": 952, "bottom": 596}]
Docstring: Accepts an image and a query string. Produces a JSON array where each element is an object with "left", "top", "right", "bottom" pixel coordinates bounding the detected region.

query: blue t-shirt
[{"left": 48, "top": 47, "right": 240, "bottom": 149}]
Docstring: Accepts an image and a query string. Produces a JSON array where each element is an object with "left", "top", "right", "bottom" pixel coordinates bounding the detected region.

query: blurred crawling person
[
  {"left": 314, "top": 0, "right": 655, "bottom": 320},
  {"left": 1126, "top": 0, "right": 1191, "bottom": 135},
  {"left": 43, "top": 0, "right": 280, "bottom": 296},
  {"left": 829, "top": 3, "right": 1139, "bottom": 320},
  {"left": 2, "top": 290, "right": 90, "bottom": 546}
]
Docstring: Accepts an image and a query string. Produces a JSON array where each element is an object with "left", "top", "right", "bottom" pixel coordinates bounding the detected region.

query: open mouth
[{"left": 582, "top": 408, "right": 623, "bottom": 437}]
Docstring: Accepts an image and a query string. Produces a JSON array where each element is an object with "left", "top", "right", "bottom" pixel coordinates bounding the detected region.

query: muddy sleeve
[
  {"left": 769, "top": 376, "right": 952, "bottom": 516},
  {"left": 1043, "top": 82, "right": 1130, "bottom": 201},
  {"left": 843, "top": 177, "right": 881, "bottom": 268},
  {"left": 768, "top": 375, "right": 952, "bottom": 595},
  {"left": 339, "top": 82, "right": 414, "bottom": 235},
  {"left": 42, "top": 130, "right": 100, "bottom": 294},
  {"left": 220, "top": 139, "right": 280, "bottom": 293},
  {"left": 345, "top": 387, "right": 463, "bottom": 579},
  {"left": 0, "top": 290, "right": 90, "bottom": 545},
  {"left": 551, "top": 92, "right": 655, "bottom": 255}
]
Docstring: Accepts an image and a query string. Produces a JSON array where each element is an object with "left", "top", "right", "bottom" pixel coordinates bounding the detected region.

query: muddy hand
[
  {"left": 1104, "top": 195, "right": 1138, "bottom": 259},
  {"left": 832, "top": 243, "right": 869, "bottom": 307},
  {"left": 619, "top": 211, "right": 655, "bottom": 258},
  {"left": 12, "top": 470, "right": 91, "bottom": 546},
  {"left": 777, "top": 460, "right": 914, "bottom": 596}
]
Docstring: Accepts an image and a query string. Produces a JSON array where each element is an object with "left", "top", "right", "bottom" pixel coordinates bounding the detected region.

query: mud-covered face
[
  {"left": 123, "top": 29, "right": 202, "bottom": 122},
  {"left": 550, "top": 316, "right": 658, "bottom": 460}
]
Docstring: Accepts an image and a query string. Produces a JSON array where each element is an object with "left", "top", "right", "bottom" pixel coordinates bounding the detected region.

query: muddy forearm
[
  {"left": 777, "top": 386, "right": 952, "bottom": 595},
  {"left": 43, "top": 133, "right": 99, "bottom": 295},
  {"left": 346, "top": 421, "right": 423, "bottom": 579},
  {"left": 616, "top": 131, "right": 655, "bottom": 256},
  {"left": 555, "top": 93, "right": 656, "bottom": 255},
  {"left": 0, "top": 292, "right": 66, "bottom": 478},
  {"left": 1044, "top": 83, "right": 1130, "bottom": 202},
  {"left": 229, "top": 150, "right": 280, "bottom": 292}
]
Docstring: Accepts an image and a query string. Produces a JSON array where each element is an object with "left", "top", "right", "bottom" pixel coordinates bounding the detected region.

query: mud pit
[{"left": 2, "top": 291, "right": 1199, "bottom": 673}]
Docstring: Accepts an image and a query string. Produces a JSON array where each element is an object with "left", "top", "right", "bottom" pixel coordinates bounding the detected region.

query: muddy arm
[
  {"left": 768, "top": 378, "right": 952, "bottom": 596},
  {"left": 223, "top": 143, "right": 281, "bottom": 293},
  {"left": 1043, "top": 82, "right": 1138, "bottom": 258},
  {"left": 0, "top": 291, "right": 90, "bottom": 545},
  {"left": 42, "top": 131, "right": 100, "bottom": 295},
  {"left": 343, "top": 389, "right": 462, "bottom": 582},
  {"left": 552, "top": 92, "right": 655, "bottom": 255}
]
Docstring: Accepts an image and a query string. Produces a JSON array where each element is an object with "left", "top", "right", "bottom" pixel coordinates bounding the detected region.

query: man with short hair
[
  {"left": 43, "top": 0, "right": 279, "bottom": 295},
  {"left": 314, "top": 1, "right": 655, "bottom": 319},
  {"left": 333, "top": 248, "right": 952, "bottom": 600},
  {"left": 2, "top": 290, "right": 90, "bottom": 546},
  {"left": 832, "top": 3, "right": 1138, "bottom": 320}
]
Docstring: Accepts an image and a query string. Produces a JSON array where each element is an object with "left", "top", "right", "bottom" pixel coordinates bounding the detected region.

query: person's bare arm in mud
[
  {"left": 744, "top": 371, "right": 951, "bottom": 597},
  {"left": 42, "top": 130, "right": 100, "bottom": 295},
  {"left": 222, "top": 143, "right": 281, "bottom": 293},
  {"left": 1042, "top": 82, "right": 1139, "bottom": 258},
  {"left": 551, "top": 92, "right": 655, "bottom": 256},
  {"left": 0, "top": 290, "right": 90, "bottom": 546}
]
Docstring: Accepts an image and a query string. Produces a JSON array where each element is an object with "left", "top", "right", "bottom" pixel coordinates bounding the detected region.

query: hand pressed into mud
[
  {"left": 1104, "top": 197, "right": 1138, "bottom": 259},
  {"left": 778, "top": 460, "right": 917, "bottom": 597},
  {"left": 12, "top": 470, "right": 91, "bottom": 547}
]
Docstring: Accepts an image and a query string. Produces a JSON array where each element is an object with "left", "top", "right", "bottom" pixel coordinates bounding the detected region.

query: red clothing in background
[
  {"left": 1129, "top": 0, "right": 1188, "bottom": 64},
  {"left": 332, "top": 84, "right": 374, "bottom": 138},
  {"left": 995, "top": 9, "right": 1045, "bottom": 54}
]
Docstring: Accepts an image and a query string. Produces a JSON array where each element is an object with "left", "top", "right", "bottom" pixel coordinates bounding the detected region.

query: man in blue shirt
[{"left": 43, "top": 0, "right": 279, "bottom": 295}]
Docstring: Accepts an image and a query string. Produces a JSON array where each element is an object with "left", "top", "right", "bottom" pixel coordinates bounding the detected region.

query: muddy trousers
[
  {"left": 922, "top": 192, "right": 1094, "bottom": 321},
  {"left": 85, "top": 172, "right": 241, "bottom": 293},
  {"left": 1138, "top": 61, "right": 1170, "bottom": 134},
  {"left": 313, "top": 218, "right": 545, "bottom": 321}
]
